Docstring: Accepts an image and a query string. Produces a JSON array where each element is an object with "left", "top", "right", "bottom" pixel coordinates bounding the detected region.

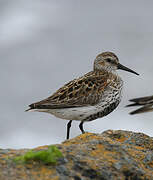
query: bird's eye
[{"left": 106, "top": 58, "right": 111, "bottom": 63}]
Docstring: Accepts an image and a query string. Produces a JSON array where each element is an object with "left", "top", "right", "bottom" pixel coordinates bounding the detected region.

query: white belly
[{"left": 30, "top": 105, "right": 100, "bottom": 121}]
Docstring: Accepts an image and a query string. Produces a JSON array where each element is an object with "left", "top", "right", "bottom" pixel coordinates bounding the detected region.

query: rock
[{"left": 0, "top": 130, "right": 153, "bottom": 180}]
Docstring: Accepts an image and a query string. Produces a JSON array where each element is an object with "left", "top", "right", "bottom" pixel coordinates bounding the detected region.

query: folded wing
[
  {"left": 27, "top": 71, "right": 110, "bottom": 110},
  {"left": 127, "top": 95, "right": 153, "bottom": 114}
]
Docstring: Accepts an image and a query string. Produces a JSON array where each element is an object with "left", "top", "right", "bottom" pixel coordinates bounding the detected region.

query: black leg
[
  {"left": 79, "top": 121, "right": 85, "bottom": 134},
  {"left": 67, "top": 120, "right": 72, "bottom": 140}
]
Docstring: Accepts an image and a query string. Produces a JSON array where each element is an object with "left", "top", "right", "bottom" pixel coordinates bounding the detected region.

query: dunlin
[{"left": 26, "top": 52, "right": 139, "bottom": 139}]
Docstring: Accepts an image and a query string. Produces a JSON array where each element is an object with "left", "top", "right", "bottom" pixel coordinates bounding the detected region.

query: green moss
[{"left": 14, "top": 145, "right": 63, "bottom": 165}]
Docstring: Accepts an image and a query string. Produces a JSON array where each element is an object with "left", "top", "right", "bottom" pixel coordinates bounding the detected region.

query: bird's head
[{"left": 94, "top": 52, "right": 139, "bottom": 75}]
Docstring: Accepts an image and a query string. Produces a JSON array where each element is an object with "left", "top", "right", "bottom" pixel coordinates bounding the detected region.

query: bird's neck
[{"left": 94, "top": 68, "right": 118, "bottom": 76}]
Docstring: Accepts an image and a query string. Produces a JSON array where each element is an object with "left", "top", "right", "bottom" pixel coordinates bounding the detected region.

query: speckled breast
[
  {"left": 83, "top": 100, "right": 120, "bottom": 121},
  {"left": 83, "top": 75, "right": 123, "bottom": 122}
]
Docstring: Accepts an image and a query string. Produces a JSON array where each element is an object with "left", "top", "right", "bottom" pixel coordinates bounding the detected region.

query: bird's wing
[
  {"left": 28, "top": 71, "right": 110, "bottom": 110},
  {"left": 127, "top": 95, "right": 153, "bottom": 107},
  {"left": 126, "top": 95, "right": 153, "bottom": 115},
  {"left": 129, "top": 104, "right": 153, "bottom": 115}
]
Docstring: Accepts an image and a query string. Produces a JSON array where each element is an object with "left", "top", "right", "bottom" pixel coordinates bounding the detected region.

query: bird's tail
[
  {"left": 25, "top": 108, "right": 32, "bottom": 112},
  {"left": 25, "top": 103, "right": 36, "bottom": 112}
]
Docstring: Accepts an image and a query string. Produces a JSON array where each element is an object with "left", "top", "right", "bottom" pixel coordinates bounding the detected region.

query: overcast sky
[{"left": 1, "top": 0, "right": 153, "bottom": 149}]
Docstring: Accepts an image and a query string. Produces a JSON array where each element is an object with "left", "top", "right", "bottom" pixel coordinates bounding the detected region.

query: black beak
[{"left": 118, "top": 63, "right": 139, "bottom": 75}]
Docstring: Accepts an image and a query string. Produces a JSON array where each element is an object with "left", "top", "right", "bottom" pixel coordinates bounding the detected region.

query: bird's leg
[
  {"left": 67, "top": 120, "right": 72, "bottom": 140},
  {"left": 79, "top": 121, "right": 85, "bottom": 134}
]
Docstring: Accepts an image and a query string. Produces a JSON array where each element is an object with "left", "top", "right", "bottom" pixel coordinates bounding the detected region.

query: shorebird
[
  {"left": 26, "top": 52, "right": 139, "bottom": 139},
  {"left": 127, "top": 95, "right": 153, "bottom": 115}
]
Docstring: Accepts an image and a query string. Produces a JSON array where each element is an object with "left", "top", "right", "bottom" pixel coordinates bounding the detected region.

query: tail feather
[
  {"left": 25, "top": 108, "right": 32, "bottom": 112},
  {"left": 25, "top": 103, "right": 37, "bottom": 112}
]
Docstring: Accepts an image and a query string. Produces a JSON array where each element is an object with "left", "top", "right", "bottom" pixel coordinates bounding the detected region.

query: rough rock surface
[{"left": 0, "top": 130, "right": 153, "bottom": 180}]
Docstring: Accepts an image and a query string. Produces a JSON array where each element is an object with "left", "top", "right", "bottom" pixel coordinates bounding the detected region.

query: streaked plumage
[
  {"left": 26, "top": 52, "right": 139, "bottom": 139},
  {"left": 127, "top": 95, "right": 153, "bottom": 115}
]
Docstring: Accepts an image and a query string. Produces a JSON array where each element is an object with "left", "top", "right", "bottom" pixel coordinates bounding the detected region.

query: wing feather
[
  {"left": 127, "top": 95, "right": 153, "bottom": 107},
  {"left": 127, "top": 95, "right": 153, "bottom": 114},
  {"left": 129, "top": 104, "right": 153, "bottom": 115},
  {"left": 29, "top": 71, "right": 110, "bottom": 109}
]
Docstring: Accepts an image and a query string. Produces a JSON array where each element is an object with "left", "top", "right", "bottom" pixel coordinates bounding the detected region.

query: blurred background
[{"left": 1, "top": 0, "right": 153, "bottom": 149}]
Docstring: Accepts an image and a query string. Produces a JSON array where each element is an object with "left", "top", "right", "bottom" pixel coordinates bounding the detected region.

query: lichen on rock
[{"left": 0, "top": 130, "right": 153, "bottom": 180}]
